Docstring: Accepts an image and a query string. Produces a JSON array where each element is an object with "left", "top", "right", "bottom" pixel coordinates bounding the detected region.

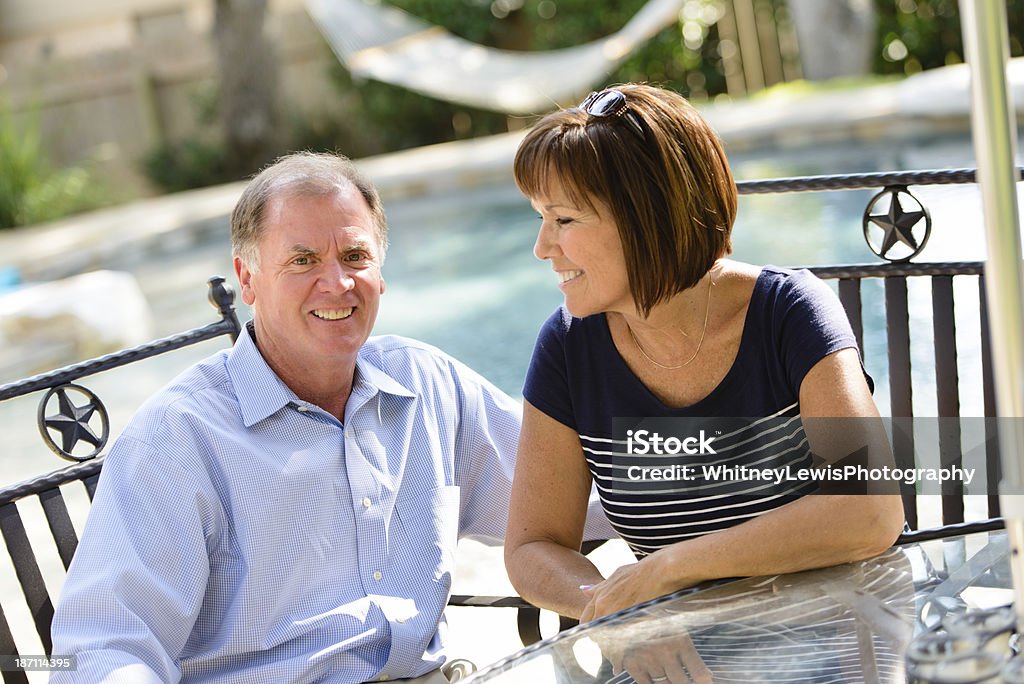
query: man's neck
[{"left": 248, "top": 327, "right": 356, "bottom": 421}]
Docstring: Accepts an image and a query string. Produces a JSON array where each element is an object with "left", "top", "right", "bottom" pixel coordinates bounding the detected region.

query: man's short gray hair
[{"left": 231, "top": 151, "right": 389, "bottom": 272}]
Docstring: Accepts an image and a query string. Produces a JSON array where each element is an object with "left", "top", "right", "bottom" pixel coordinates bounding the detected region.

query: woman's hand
[
  {"left": 579, "top": 554, "right": 684, "bottom": 622},
  {"left": 595, "top": 629, "right": 712, "bottom": 684}
]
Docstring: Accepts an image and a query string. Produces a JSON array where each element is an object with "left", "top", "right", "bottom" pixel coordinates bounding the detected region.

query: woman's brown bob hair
[{"left": 513, "top": 83, "right": 737, "bottom": 317}]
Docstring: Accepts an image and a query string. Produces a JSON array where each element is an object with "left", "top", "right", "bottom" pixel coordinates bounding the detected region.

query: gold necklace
[{"left": 627, "top": 273, "right": 713, "bottom": 370}]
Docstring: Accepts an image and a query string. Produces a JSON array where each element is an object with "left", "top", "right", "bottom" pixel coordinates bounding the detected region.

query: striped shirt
[
  {"left": 52, "top": 326, "right": 526, "bottom": 683},
  {"left": 524, "top": 267, "right": 862, "bottom": 558}
]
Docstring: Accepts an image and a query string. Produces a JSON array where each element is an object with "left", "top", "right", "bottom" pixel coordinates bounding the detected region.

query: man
[{"left": 52, "top": 152, "right": 609, "bottom": 683}]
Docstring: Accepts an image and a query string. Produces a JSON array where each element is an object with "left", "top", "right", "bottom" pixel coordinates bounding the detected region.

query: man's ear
[
  {"left": 379, "top": 277, "right": 386, "bottom": 295},
  {"left": 234, "top": 256, "right": 256, "bottom": 306}
]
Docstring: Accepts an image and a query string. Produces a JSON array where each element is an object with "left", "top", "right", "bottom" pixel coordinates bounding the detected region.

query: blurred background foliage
[
  {"left": 3, "top": 0, "right": 1023, "bottom": 225},
  {"left": 0, "top": 103, "right": 114, "bottom": 229},
  {"left": 875, "top": 0, "right": 1023, "bottom": 74},
  {"left": 314, "top": 0, "right": 1023, "bottom": 159}
]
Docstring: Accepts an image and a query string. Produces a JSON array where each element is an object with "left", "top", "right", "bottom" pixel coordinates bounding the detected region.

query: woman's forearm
[
  {"left": 505, "top": 539, "right": 606, "bottom": 619},
  {"left": 654, "top": 493, "right": 903, "bottom": 589}
]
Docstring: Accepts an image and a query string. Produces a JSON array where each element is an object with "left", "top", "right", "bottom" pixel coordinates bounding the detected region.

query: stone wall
[{"left": 0, "top": 0, "right": 345, "bottom": 195}]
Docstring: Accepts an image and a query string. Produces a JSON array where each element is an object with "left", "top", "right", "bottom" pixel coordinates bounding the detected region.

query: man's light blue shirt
[{"left": 51, "top": 327, "right": 528, "bottom": 683}]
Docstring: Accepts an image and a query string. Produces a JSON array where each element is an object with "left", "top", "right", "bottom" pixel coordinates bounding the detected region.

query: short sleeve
[
  {"left": 523, "top": 308, "right": 577, "bottom": 430},
  {"left": 772, "top": 269, "right": 863, "bottom": 394}
]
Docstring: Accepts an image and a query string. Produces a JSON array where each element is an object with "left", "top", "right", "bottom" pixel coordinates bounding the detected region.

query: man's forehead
[{"left": 270, "top": 183, "right": 368, "bottom": 214}]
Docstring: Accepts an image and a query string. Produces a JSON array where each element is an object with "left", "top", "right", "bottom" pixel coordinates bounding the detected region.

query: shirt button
[
  {"left": 396, "top": 617, "right": 406, "bottom": 624},
  {"left": 362, "top": 497, "right": 372, "bottom": 509},
  {"left": 378, "top": 676, "right": 389, "bottom": 681},
  {"left": 296, "top": 405, "right": 308, "bottom": 412},
  {"left": 373, "top": 570, "right": 383, "bottom": 581}
]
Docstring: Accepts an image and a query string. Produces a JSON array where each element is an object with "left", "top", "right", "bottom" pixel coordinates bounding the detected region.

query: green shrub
[
  {"left": 141, "top": 138, "right": 235, "bottom": 194},
  {"left": 875, "top": 0, "right": 1024, "bottom": 75},
  {"left": 317, "top": 0, "right": 728, "bottom": 157},
  {"left": 0, "top": 104, "right": 111, "bottom": 229}
]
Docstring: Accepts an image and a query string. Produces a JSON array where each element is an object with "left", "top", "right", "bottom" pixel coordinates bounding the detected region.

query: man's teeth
[
  {"left": 558, "top": 270, "right": 583, "bottom": 284},
  {"left": 312, "top": 308, "right": 354, "bottom": 320}
]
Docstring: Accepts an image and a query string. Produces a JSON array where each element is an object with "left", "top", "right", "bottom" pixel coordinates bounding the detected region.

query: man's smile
[{"left": 311, "top": 308, "right": 354, "bottom": 320}]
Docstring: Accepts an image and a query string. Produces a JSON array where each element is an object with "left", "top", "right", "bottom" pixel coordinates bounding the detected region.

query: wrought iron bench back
[{"left": 0, "top": 276, "right": 241, "bottom": 682}]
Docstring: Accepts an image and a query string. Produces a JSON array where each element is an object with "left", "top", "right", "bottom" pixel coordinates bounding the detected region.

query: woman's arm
[
  {"left": 504, "top": 401, "right": 607, "bottom": 619},
  {"left": 580, "top": 348, "right": 906, "bottom": 621}
]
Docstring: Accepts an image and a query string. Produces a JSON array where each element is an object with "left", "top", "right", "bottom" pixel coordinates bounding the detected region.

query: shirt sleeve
[
  {"left": 774, "top": 269, "right": 864, "bottom": 394},
  {"left": 522, "top": 308, "right": 577, "bottom": 430},
  {"left": 51, "top": 435, "right": 218, "bottom": 684},
  {"left": 448, "top": 355, "right": 521, "bottom": 544},
  {"left": 450, "top": 348, "right": 616, "bottom": 544}
]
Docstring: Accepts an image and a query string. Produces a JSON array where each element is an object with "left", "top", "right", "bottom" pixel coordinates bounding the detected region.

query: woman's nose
[{"left": 533, "top": 221, "right": 559, "bottom": 261}]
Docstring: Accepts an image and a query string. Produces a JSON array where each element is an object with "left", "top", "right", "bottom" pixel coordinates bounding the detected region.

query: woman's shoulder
[
  {"left": 718, "top": 261, "right": 843, "bottom": 331},
  {"left": 747, "top": 263, "right": 835, "bottom": 302}
]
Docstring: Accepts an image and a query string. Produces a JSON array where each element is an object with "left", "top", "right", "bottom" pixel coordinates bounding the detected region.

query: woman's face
[{"left": 529, "top": 175, "right": 634, "bottom": 319}]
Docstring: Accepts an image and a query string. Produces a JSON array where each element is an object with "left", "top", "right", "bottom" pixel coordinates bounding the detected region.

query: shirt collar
[
  {"left": 226, "top": 323, "right": 417, "bottom": 427},
  {"left": 225, "top": 323, "right": 300, "bottom": 427},
  {"left": 354, "top": 353, "right": 417, "bottom": 400}
]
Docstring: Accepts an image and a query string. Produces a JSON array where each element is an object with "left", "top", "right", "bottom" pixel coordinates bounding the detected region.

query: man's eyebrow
[
  {"left": 343, "top": 239, "right": 374, "bottom": 252},
  {"left": 288, "top": 244, "right": 319, "bottom": 256}
]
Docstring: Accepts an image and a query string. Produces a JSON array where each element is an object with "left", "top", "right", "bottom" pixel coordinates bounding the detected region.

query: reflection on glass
[{"left": 473, "top": 533, "right": 1015, "bottom": 683}]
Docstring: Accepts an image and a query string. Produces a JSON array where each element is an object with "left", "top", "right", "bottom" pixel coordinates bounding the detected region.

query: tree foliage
[
  {"left": 325, "top": 0, "right": 718, "bottom": 156},
  {"left": 874, "top": 0, "right": 1023, "bottom": 75},
  {"left": 144, "top": 0, "right": 1024, "bottom": 192},
  {"left": 0, "top": 104, "right": 111, "bottom": 229}
]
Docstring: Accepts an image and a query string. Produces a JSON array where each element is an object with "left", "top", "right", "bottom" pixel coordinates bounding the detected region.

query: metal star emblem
[
  {"left": 862, "top": 186, "right": 932, "bottom": 263},
  {"left": 37, "top": 384, "right": 109, "bottom": 461}
]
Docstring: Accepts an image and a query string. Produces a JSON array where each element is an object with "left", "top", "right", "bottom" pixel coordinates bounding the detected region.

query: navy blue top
[{"left": 523, "top": 266, "right": 864, "bottom": 556}]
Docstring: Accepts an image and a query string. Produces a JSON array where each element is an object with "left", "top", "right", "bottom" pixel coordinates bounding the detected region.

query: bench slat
[
  {"left": 84, "top": 473, "right": 100, "bottom": 502},
  {"left": 0, "top": 503, "right": 54, "bottom": 652},
  {"left": 38, "top": 488, "right": 79, "bottom": 570},
  {"left": 979, "top": 276, "right": 1002, "bottom": 519},
  {"left": 0, "top": 608, "right": 29, "bottom": 684},
  {"left": 932, "top": 275, "right": 965, "bottom": 525},
  {"left": 885, "top": 276, "right": 918, "bottom": 529},
  {"left": 837, "top": 278, "right": 864, "bottom": 355}
]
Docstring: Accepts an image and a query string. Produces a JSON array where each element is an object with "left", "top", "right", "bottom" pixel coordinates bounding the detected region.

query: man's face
[{"left": 234, "top": 186, "right": 386, "bottom": 377}]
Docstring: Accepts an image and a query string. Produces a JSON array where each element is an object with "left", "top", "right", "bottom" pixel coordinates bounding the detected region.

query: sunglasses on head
[{"left": 578, "top": 89, "right": 646, "bottom": 142}]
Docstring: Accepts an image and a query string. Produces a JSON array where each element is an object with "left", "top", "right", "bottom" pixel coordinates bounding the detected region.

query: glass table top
[{"left": 468, "top": 530, "right": 1014, "bottom": 684}]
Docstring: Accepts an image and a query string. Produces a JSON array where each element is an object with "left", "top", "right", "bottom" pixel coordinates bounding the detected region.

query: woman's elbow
[{"left": 850, "top": 495, "right": 905, "bottom": 559}]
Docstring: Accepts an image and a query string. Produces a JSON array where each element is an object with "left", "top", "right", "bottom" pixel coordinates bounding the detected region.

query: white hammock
[{"left": 304, "top": 0, "right": 684, "bottom": 114}]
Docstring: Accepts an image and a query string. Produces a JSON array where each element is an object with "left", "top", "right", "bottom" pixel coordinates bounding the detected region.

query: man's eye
[
  {"left": 555, "top": 217, "right": 575, "bottom": 226},
  {"left": 293, "top": 256, "right": 311, "bottom": 266},
  {"left": 344, "top": 252, "right": 367, "bottom": 262}
]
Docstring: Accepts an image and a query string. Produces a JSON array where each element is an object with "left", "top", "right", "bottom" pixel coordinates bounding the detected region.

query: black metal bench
[{"left": 0, "top": 169, "right": 1016, "bottom": 681}]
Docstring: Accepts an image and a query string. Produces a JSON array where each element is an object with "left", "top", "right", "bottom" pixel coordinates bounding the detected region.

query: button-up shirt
[{"left": 51, "top": 328, "right": 537, "bottom": 683}]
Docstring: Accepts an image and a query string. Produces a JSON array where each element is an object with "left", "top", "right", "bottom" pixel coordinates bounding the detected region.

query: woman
[{"left": 504, "top": 84, "right": 904, "bottom": 626}]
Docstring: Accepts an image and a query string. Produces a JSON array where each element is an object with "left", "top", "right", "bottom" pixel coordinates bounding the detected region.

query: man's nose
[{"left": 319, "top": 261, "right": 355, "bottom": 291}]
